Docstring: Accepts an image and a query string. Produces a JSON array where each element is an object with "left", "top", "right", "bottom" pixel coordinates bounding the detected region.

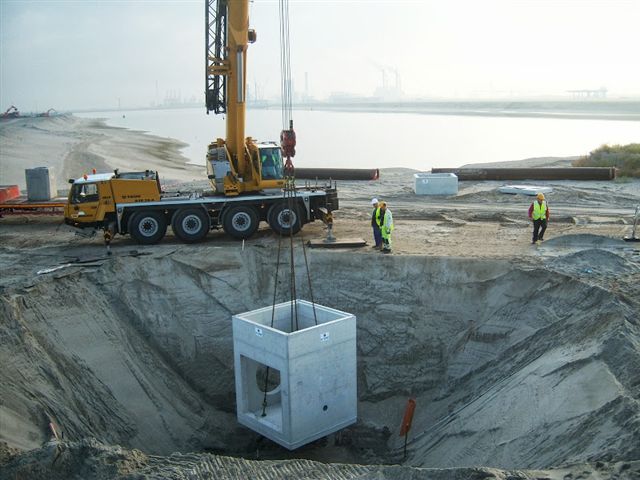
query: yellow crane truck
[
  {"left": 64, "top": 167, "right": 336, "bottom": 244},
  {"left": 64, "top": 0, "right": 337, "bottom": 245}
]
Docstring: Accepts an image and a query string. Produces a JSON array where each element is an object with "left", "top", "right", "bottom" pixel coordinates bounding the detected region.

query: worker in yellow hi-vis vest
[
  {"left": 528, "top": 193, "right": 550, "bottom": 244},
  {"left": 377, "top": 201, "right": 394, "bottom": 253},
  {"left": 370, "top": 198, "right": 383, "bottom": 249}
]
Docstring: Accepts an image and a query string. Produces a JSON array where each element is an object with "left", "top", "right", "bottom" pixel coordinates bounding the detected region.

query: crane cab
[
  {"left": 258, "top": 144, "right": 284, "bottom": 181},
  {"left": 206, "top": 141, "right": 287, "bottom": 195}
]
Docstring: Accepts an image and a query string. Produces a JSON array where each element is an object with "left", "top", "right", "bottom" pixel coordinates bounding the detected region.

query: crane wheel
[
  {"left": 223, "top": 205, "right": 259, "bottom": 239},
  {"left": 128, "top": 211, "right": 167, "bottom": 245},
  {"left": 171, "top": 208, "right": 210, "bottom": 243},
  {"left": 268, "top": 202, "right": 302, "bottom": 236}
]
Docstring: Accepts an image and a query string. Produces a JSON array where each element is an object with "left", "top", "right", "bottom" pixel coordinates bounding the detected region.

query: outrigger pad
[{"left": 307, "top": 238, "right": 367, "bottom": 249}]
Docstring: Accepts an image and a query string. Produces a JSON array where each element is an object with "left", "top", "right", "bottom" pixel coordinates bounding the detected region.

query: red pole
[{"left": 399, "top": 398, "right": 416, "bottom": 459}]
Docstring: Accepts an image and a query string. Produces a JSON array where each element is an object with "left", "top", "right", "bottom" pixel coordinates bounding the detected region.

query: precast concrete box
[
  {"left": 232, "top": 299, "right": 357, "bottom": 450},
  {"left": 414, "top": 172, "right": 458, "bottom": 195},
  {"left": 25, "top": 167, "right": 56, "bottom": 201}
]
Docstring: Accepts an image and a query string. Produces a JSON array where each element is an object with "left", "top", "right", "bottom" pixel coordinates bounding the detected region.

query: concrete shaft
[{"left": 232, "top": 300, "right": 357, "bottom": 450}]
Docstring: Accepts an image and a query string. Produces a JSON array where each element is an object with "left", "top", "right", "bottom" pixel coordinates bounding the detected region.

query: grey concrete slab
[
  {"left": 25, "top": 167, "right": 57, "bottom": 201},
  {"left": 414, "top": 172, "right": 459, "bottom": 195}
]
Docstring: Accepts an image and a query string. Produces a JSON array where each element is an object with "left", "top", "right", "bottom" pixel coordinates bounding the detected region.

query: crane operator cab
[
  {"left": 260, "top": 146, "right": 284, "bottom": 180},
  {"left": 207, "top": 140, "right": 287, "bottom": 195}
]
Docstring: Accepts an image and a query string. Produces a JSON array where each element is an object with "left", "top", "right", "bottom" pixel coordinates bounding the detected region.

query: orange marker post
[{"left": 399, "top": 398, "right": 416, "bottom": 459}]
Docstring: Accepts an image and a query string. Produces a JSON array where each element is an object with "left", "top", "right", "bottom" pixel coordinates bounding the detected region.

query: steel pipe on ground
[
  {"left": 431, "top": 167, "right": 616, "bottom": 181},
  {"left": 295, "top": 168, "right": 379, "bottom": 181}
]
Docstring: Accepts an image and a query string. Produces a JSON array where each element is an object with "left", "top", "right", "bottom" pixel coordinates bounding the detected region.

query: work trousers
[
  {"left": 373, "top": 226, "right": 382, "bottom": 247},
  {"left": 532, "top": 219, "right": 547, "bottom": 242},
  {"left": 381, "top": 231, "right": 392, "bottom": 251}
]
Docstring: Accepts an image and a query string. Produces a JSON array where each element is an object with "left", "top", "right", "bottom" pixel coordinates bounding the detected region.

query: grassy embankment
[{"left": 573, "top": 143, "right": 640, "bottom": 177}]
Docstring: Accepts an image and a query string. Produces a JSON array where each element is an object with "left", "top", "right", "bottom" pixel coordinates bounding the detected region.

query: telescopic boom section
[
  {"left": 207, "top": 0, "right": 283, "bottom": 196},
  {"left": 224, "top": 0, "right": 249, "bottom": 163}
]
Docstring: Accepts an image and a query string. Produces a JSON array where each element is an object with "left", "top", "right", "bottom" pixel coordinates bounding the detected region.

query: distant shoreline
[
  {"left": 72, "top": 99, "right": 640, "bottom": 122},
  {"left": 0, "top": 113, "right": 625, "bottom": 192},
  {"left": 294, "top": 106, "right": 640, "bottom": 122},
  {"left": 284, "top": 100, "right": 640, "bottom": 122}
]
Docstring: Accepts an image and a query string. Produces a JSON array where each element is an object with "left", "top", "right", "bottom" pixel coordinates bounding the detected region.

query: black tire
[
  {"left": 128, "top": 211, "right": 167, "bottom": 245},
  {"left": 171, "top": 208, "right": 210, "bottom": 243},
  {"left": 223, "top": 205, "right": 259, "bottom": 239},
  {"left": 268, "top": 202, "right": 302, "bottom": 236}
]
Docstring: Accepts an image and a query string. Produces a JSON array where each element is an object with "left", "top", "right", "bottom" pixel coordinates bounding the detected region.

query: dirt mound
[
  {"left": 2, "top": 439, "right": 639, "bottom": 480},
  {"left": 543, "top": 233, "right": 628, "bottom": 248},
  {"left": 549, "top": 249, "right": 640, "bottom": 276}
]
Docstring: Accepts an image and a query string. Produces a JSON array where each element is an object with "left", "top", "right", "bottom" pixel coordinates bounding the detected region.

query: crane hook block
[
  {"left": 280, "top": 128, "right": 296, "bottom": 159},
  {"left": 399, "top": 398, "right": 416, "bottom": 437}
]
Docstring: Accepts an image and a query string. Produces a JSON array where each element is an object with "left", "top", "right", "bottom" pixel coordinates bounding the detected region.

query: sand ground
[
  {"left": 1, "top": 116, "right": 639, "bottom": 479},
  {"left": 0, "top": 115, "right": 203, "bottom": 191}
]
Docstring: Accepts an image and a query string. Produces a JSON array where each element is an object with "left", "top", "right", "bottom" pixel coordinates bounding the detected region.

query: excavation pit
[{"left": 0, "top": 247, "right": 638, "bottom": 469}]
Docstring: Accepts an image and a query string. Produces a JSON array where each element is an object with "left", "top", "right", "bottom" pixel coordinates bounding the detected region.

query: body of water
[{"left": 79, "top": 107, "right": 639, "bottom": 170}]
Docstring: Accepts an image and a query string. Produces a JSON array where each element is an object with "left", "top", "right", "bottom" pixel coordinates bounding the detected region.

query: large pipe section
[
  {"left": 294, "top": 168, "right": 379, "bottom": 181},
  {"left": 431, "top": 167, "right": 616, "bottom": 181}
]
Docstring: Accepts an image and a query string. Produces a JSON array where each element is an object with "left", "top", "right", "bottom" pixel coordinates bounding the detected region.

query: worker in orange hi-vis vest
[{"left": 528, "top": 193, "right": 550, "bottom": 245}]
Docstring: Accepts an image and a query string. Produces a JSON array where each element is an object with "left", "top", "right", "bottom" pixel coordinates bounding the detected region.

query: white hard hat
[{"left": 371, "top": 197, "right": 379, "bottom": 205}]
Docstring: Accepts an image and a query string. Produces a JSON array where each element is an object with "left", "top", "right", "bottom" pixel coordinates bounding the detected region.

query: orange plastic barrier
[{"left": 0, "top": 185, "right": 20, "bottom": 203}]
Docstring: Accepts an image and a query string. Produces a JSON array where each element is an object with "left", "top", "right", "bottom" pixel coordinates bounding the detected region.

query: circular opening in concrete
[{"left": 255, "top": 363, "right": 281, "bottom": 394}]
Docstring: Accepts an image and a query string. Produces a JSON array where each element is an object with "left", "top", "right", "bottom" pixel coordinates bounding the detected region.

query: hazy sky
[{"left": 1, "top": 0, "right": 639, "bottom": 111}]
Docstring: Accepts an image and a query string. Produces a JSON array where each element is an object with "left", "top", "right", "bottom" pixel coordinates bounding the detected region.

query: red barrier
[{"left": 0, "top": 185, "right": 20, "bottom": 203}]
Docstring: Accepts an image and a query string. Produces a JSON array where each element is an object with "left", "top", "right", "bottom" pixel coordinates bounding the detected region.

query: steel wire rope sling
[
  {"left": 276, "top": 0, "right": 317, "bottom": 332},
  {"left": 261, "top": 0, "right": 319, "bottom": 417}
]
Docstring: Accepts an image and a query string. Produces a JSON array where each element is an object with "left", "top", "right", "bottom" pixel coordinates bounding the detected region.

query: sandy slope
[{"left": 0, "top": 115, "right": 203, "bottom": 190}]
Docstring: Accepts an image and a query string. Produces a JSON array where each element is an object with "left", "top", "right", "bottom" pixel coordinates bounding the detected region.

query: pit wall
[{"left": 1, "top": 247, "right": 638, "bottom": 468}]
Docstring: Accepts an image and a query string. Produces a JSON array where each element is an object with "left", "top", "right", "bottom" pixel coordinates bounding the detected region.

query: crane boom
[
  {"left": 205, "top": 0, "right": 285, "bottom": 196},
  {"left": 61, "top": 1, "right": 339, "bottom": 246}
]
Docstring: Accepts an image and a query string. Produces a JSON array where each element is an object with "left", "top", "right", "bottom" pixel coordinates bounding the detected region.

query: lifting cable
[
  {"left": 261, "top": 0, "right": 318, "bottom": 417},
  {"left": 262, "top": 182, "right": 318, "bottom": 417},
  {"left": 273, "top": 0, "right": 317, "bottom": 330},
  {"left": 279, "top": 0, "right": 293, "bottom": 131}
]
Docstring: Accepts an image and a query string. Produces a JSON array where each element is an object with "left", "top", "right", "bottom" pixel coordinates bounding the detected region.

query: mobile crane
[{"left": 64, "top": 0, "right": 337, "bottom": 245}]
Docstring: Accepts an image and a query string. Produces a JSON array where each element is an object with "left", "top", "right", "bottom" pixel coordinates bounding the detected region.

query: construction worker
[
  {"left": 370, "top": 198, "right": 382, "bottom": 249},
  {"left": 377, "top": 201, "right": 394, "bottom": 253},
  {"left": 528, "top": 192, "right": 550, "bottom": 244}
]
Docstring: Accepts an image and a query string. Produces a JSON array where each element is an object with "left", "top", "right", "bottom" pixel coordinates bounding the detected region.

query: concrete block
[
  {"left": 414, "top": 172, "right": 458, "bottom": 195},
  {"left": 25, "top": 167, "right": 56, "bottom": 201},
  {"left": 232, "top": 300, "right": 357, "bottom": 450}
]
